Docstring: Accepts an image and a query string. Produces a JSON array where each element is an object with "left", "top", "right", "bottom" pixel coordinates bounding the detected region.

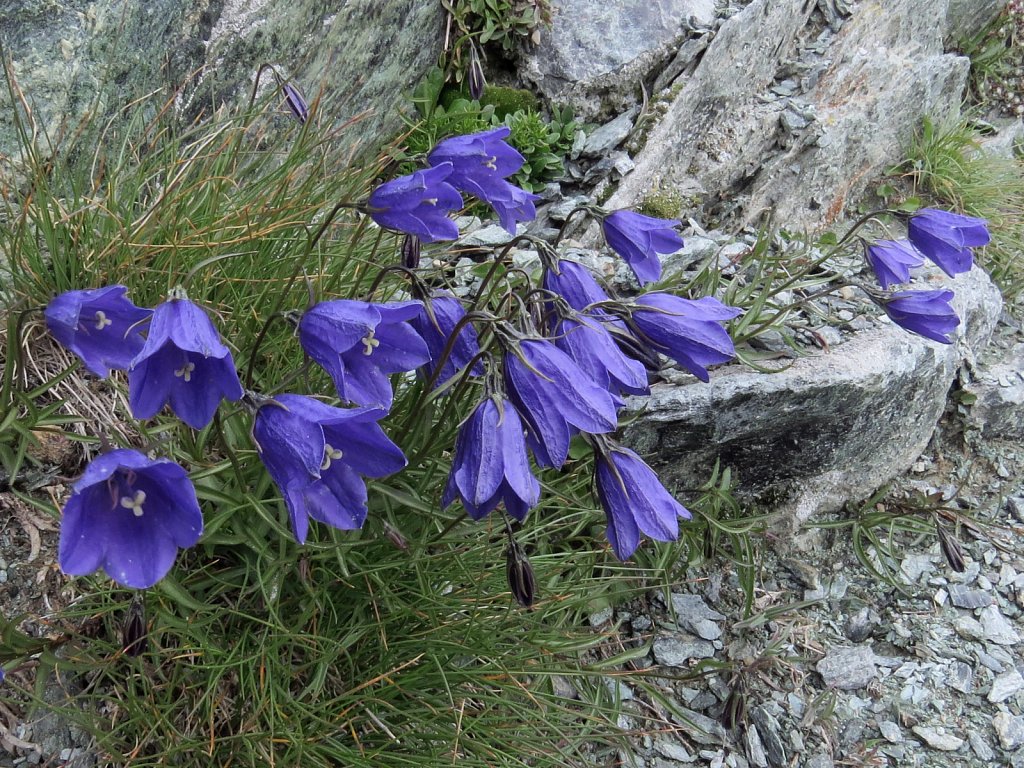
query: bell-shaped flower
[
  {"left": 880, "top": 289, "right": 959, "bottom": 344},
  {"left": 409, "top": 293, "right": 483, "bottom": 387},
  {"left": 58, "top": 449, "right": 203, "bottom": 589},
  {"left": 45, "top": 286, "right": 152, "bottom": 378},
  {"left": 442, "top": 397, "right": 540, "bottom": 521},
  {"left": 128, "top": 295, "right": 243, "bottom": 429},
  {"left": 483, "top": 178, "right": 540, "bottom": 234},
  {"left": 368, "top": 163, "right": 463, "bottom": 243},
  {"left": 253, "top": 394, "right": 407, "bottom": 544},
  {"left": 427, "top": 127, "right": 525, "bottom": 191},
  {"left": 298, "top": 299, "right": 431, "bottom": 410},
  {"left": 595, "top": 443, "right": 691, "bottom": 560},
  {"left": 504, "top": 339, "right": 618, "bottom": 469},
  {"left": 631, "top": 293, "right": 740, "bottom": 382},
  {"left": 553, "top": 315, "right": 649, "bottom": 402},
  {"left": 865, "top": 239, "right": 924, "bottom": 289},
  {"left": 543, "top": 259, "right": 613, "bottom": 316},
  {"left": 906, "top": 208, "right": 989, "bottom": 277},
  {"left": 601, "top": 210, "right": 684, "bottom": 285}
]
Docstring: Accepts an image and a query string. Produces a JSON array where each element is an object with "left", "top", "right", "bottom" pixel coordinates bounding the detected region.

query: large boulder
[
  {"left": 624, "top": 266, "right": 1003, "bottom": 535},
  {"left": 605, "top": 0, "right": 970, "bottom": 231},
  {"left": 0, "top": 0, "right": 444, "bottom": 161}
]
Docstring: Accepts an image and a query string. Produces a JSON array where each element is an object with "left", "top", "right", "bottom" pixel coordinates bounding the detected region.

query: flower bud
[
  {"left": 468, "top": 46, "right": 486, "bottom": 101},
  {"left": 936, "top": 519, "right": 966, "bottom": 573},
  {"left": 401, "top": 234, "right": 421, "bottom": 269},
  {"left": 506, "top": 538, "right": 536, "bottom": 608},
  {"left": 122, "top": 595, "right": 148, "bottom": 657}
]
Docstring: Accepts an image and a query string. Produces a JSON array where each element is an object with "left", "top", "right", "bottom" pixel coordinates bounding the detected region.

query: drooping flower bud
[
  {"left": 467, "top": 45, "right": 486, "bottom": 101},
  {"left": 935, "top": 518, "right": 966, "bottom": 573},
  {"left": 505, "top": 535, "right": 536, "bottom": 608},
  {"left": 401, "top": 234, "right": 421, "bottom": 269},
  {"left": 282, "top": 82, "right": 309, "bottom": 123},
  {"left": 122, "top": 594, "right": 148, "bottom": 657}
]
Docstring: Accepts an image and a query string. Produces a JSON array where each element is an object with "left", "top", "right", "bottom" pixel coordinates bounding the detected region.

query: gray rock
[
  {"left": 744, "top": 724, "right": 768, "bottom": 768},
  {"left": 911, "top": 726, "right": 964, "bottom": 752},
  {"left": 750, "top": 707, "right": 787, "bottom": 767},
  {"left": 671, "top": 593, "right": 727, "bottom": 622},
  {"left": 654, "top": 740, "right": 694, "bottom": 762},
  {"left": 804, "top": 754, "right": 833, "bottom": 768},
  {"left": 954, "top": 615, "right": 986, "bottom": 641},
  {"left": 624, "top": 267, "right": 1000, "bottom": 533},
  {"left": 671, "top": 707, "right": 727, "bottom": 745},
  {"left": 968, "top": 729, "right": 995, "bottom": 761},
  {"left": 878, "top": 721, "right": 903, "bottom": 743},
  {"left": 520, "top": 0, "right": 716, "bottom": 119},
  {"left": 0, "top": 0, "right": 443, "bottom": 163},
  {"left": 980, "top": 604, "right": 1021, "bottom": 645},
  {"left": 948, "top": 584, "right": 994, "bottom": 609},
  {"left": 945, "top": 0, "right": 1008, "bottom": 40},
  {"left": 948, "top": 661, "right": 974, "bottom": 693},
  {"left": 989, "top": 669, "right": 1024, "bottom": 703},
  {"left": 963, "top": 341, "right": 1024, "bottom": 439},
  {"left": 582, "top": 110, "right": 637, "bottom": 156},
  {"left": 816, "top": 646, "right": 880, "bottom": 691},
  {"left": 607, "top": 0, "right": 969, "bottom": 232},
  {"left": 653, "top": 635, "right": 716, "bottom": 666},
  {"left": 994, "top": 712, "right": 1024, "bottom": 750},
  {"left": 461, "top": 225, "right": 518, "bottom": 247}
]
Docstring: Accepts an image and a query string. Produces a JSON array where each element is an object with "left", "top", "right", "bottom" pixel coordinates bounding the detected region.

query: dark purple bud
[
  {"left": 401, "top": 234, "right": 421, "bottom": 269},
  {"left": 936, "top": 519, "right": 966, "bottom": 573},
  {"left": 505, "top": 536, "right": 536, "bottom": 608},
  {"left": 122, "top": 594, "right": 148, "bottom": 657},
  {"left": 468, "top": 45, "right": 486, "bottom": 101},
  {"left": 382, "top": 520, "right": 409, "bottom": 551},
  {"left": 282, "top": 82, "right": 309, "bottom": 123}
]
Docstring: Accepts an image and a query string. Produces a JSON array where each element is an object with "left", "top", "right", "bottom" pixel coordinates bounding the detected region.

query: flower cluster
[
  {"left": 43, "top": 123, "right": 988, "bottom": 606},
  {"left": 860, "top": 208, "right": 989, "bottom": 344}
]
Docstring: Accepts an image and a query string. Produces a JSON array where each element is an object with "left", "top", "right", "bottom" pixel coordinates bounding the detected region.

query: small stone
[
  {"left": 750, "top": 706, "right": 787, "bottom": 767},
  {"left": 989, "top": 668, "right": 1024, "bottom": 703},
  {"left": 604, "top": 677, "right": 634, "bottom": 702},
  {"left": 900, "top": 553, "right": 934, "bottom": 582},
  {"left": 968, "top": 729, "right": 995, "bottom": 761},
  {"left": 816, "top": 646, "right": 879, "bottom": 690},
  {"left": 461, "top": 224, "right": 517, "bottom": 247},
  {"left": 654, "top": 741, "right": 694, "bottom": 762},
  {"left": 878, "top": 721, "right": 903, "bottom": 743},
  {"left": 954, "top": 616, "right": 985, "bottom": 641},
  {"left": 1008, "top": 496, "right": 1024, "bottom": 524},
  {"left": 911, "top": 725, "right": 964, "bottom": 751},
  {"left": 672, "top": 708, "right": 726, "bottom": 745},
  {"left": 804, "top": 754, "right": 833, "bottom": 768},
  {"left": 994, "top": 712, "right": 1024, "bottom": 750},
  {"left": 582, "top": 110, "right": 635, "bottom": 156},
  {"left": 653, "top": 636, "right": 716, "bottom": 666},
  {"left": 948, "top": 584, "right": 993, "bottom": 609},
  {"left": 551, "top": 675, "right": 578, "bottom": 700},
  {"left": 981, "top": 605, "right": 1021, "bottom": 645},
  {"left": 548, "top": 195, "right": 590, "bottom": 222},
  {"left": 588, "top": 606, "right": 613, "bottom": 627},
  {"left": 845, "top": 607, "right": 875, "bottom": 642},
  {"left": 948, "top": 661, "right": 973, "bottom": 693},
  {"left": 745, "top": 724, "right": 768, "bottom": 768}
]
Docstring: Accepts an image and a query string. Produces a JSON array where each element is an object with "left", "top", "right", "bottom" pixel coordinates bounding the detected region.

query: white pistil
[
  {"left": 120, "top": 489, "right": 147, "bottom": 517},
  {"left": 321, "top": 444, "right": 344, "bottom": 470},
  {"left": 361, "top": 330, "right": 380, "bottom": 356},
  {"left": 175, "top": 361, "right": 196, "bottom": 382},
  {"left": 484, "top": 156, "right": 497, "bottom": 170},
  {"left": 423, "top": 198, "right": 438, "bottom": 206},
  {"left": 94, "top": 310, "right": 112, "bottom": 330}
]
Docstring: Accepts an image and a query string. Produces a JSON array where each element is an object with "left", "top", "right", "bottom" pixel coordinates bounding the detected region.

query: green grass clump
[{"left": 896, "top": 116, "right": 1024, "bottom": 298}]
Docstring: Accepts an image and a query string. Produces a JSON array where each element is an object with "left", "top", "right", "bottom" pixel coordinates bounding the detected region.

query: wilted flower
[
  {"left": 865, "top": 239, "right": 924, "bottom": 289},
  {"left": 631, "top": 293, "right": 741, "bottom": 381},
  {"left": 880, "top": 289, "right": 960, "bottom": 344},
  {"left": 58, "top": 449, "right": 203, "bottom": 589},
  {"left": 443, "top": 397, "right": 540, "bottom": 521},
  {"left": 409, "top": 293, "right": 483, "bottom": 387},
  {"left": 128, "top": 294, "right": 243, "bottom": 429},
  {"left": 553, "top": 315, "right": 649, "bottom": 401},
  {"left": 368, "top": 163, "right": 463, "bottom": 243},
  {"left": 298, "top": 299, "right": 430, "bottom": 410},
  {"left": 253, "top": 394, "right": 406, "bottom": 544},
  {"left": 594, "top": 442, "right": 691, "bottom": 560},
  {"left": 602, "top": 210, "right": 684, "bottom": 285},
  {"left": 906, "top": 208, "right": 990, "bottom": 277},
  {"left": 281, "top": 82, "right": 309, "bottom": 123},
  {"left": 484, "top": 179, "right": 540, "bottom": 234},
  {"left": 504, "top": 339, "right": 618, "bottom": 468},
  {"left": 45, "top": 286, "right": 151, "bottom": 378}
]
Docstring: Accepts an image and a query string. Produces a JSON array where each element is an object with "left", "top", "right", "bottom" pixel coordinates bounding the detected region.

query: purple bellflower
[
  {"left": 253, "top": 394, "right": 407, "bottom": 544},
  {"left": 543, "top": 259, "right": 614, "bottom": 317},
  {"left": 631, "top": 293, "right": 740, "bottom": 382},
  {"left": 298, "top": 299, "right": 431, "bottom": 410},
  {"left": 595, "top": 442, "right": 691, "bottom": 561},
  {"left": 553, "top": 315, "right": 649, "bottom": 402},
  {"left": 865, "top": 239, "right": 925, "bottom": 289},
  {"left": 504, "top": 339, "right": 619, "bottom": 469},
  {"left": 409, "top": 293, "right": 483, "bottom": 387},
  {"left": 906, "top": 208, "right": 990, "bottom": 277},
  {"left": 58, "top": 449, "right": 203, "bottom": 589},
  {"left": 602, "top": 210, "right": 684, "bottom": 286},
  {"left": 427, "top": 127, "right": 539, "bottom": 233},
  {"left": 128, "top": 294, "right": 243, "bottom": 429},
  {"left": 368, "top": 163, "right": 463, "bottom": 243},
  {"left": 45, "top": 286, "right": 152, "bottom": 378},
  {"left": 443, "top": 397, "right": 540, "bottom": 521},
  {"left": 880, "top": 289, "right": 960, "bottom": 344}
]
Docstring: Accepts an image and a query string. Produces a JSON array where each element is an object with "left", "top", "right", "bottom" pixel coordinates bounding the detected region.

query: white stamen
[
  {"left": 321, "top": 444, "right": 344, "bottom": 470},
  {"left": 423, "top": 198, "right": 438, "bottom": 206},
  {"left": 94, "top": 310, "right": 112, "bottom": 330},
  {"left": 120, "top": 489, "right": 147, "bottom": 517},
  {"left": 484, "top": 156, "right": 497, "bottom": 170},
  {"left": 174, "top": 361, "right": 196, "bottom": 382},
  {"left": 361, "top": 331, "right": 380, "bottom": 356}
]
